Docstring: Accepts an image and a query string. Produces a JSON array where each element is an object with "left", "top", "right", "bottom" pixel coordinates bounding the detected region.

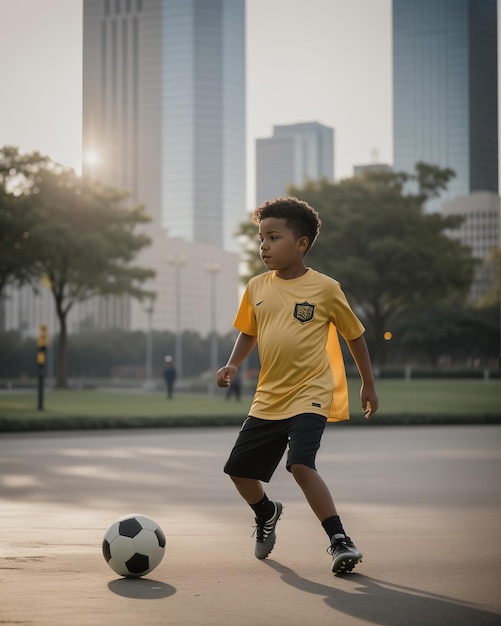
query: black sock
[
  {"left": 249, "top": 494, "right": 275, "bottom": 520},
  {"left": 321, "top": 515, "right": 346, "bottom": 540}
]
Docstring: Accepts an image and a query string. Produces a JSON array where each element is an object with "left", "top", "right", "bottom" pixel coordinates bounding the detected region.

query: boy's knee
[
  {"left": 290, "top": 462, "right": 308, "bottom": 476},
  {"left": 290, "top": 463, "right": 315, "bottom": 481}
]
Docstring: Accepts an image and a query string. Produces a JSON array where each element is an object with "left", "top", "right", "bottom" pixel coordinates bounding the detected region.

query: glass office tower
[
  {"left": 393, "top": 0, "right": 498, "bottom": 204},
  {"left": 83, "top": 0, "right": 246, "bottom": 252},
  {"left": 256, "top": 122, "right": 334, "bottom": 207}
]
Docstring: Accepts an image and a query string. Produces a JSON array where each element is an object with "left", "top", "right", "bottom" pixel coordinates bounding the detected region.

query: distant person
[
  {"left": 216, "top": 197, "right": 378, "bottom": 574},
  {"left": 163, "top": 355, "right": 177, "bottom": 399},
  {"left": 226, "top": 371, "right": 242, "bottom": 401}
]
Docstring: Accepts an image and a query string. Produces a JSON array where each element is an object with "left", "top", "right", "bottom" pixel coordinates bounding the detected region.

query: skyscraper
[
  {"left": 442, "top": 192, "right": 500, "bottom": 302},
  {"left": 392, "top": 0, "right": 498, "bottom": 204},
  {"left": 82, "top": 0, "right": 246, "bottom": 252},
  {"left": 255, "top": 122, "right": 334, "bottom": 206},
  {"left": 78, "top": 0, "right": 243, "bottom": 340}
]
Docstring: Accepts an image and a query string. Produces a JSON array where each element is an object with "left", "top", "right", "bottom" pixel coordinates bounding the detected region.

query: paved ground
[{"left": 1, "top": 424, "right": 500, "bottom": 626}]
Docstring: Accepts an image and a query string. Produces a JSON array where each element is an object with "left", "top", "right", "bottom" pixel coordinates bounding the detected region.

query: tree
[
  {"left": 238, "top": 218, "right": 264, "bottom": 283},
  {"left": 478, "top": 248, "right": 501, "bottom": 308},
  {"left": 392, "top": 297, "right": 499, "bottom": 366},
  {"left": 33, "top": 166, "right": 155, "bottom": 387},
  {"left": 239, "top": 164, "right": 475, "bottom": 365},
  {"left": 0, "top": 147, "right": 49, "bottom": 297}
]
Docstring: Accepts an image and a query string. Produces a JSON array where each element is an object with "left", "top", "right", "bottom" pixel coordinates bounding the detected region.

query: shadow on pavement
[
  {"left": 264, "top": 560, "right": 500, "bottom": 626},
  {"left": 108, "top": 578, "right": 176, "bottom": 600}
]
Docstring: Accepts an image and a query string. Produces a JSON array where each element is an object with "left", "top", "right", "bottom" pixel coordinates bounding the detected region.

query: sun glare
[{"left": 83, "top": 150, "right": 100, "bottom": 167}]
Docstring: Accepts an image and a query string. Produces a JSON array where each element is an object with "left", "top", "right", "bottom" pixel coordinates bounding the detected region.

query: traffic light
[
  {"left": 36, "top": 324, "right": 48, "bottom": 411},
  {"left": 37, "top": 324, "right": 49, "bottom": 366},
  {"left": 38, "top": 324, "right": 49, "bottom": 349}
]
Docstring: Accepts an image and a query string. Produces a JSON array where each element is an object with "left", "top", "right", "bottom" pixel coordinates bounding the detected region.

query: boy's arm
[
  {"left": 216, "top": 332, "right": 257, "bottom": 388},
  {"left": 345, "top": 334, "right": 379, "bottom": 419}
]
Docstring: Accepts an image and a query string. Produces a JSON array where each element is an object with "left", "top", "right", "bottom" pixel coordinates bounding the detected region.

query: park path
[{"left": 1, "top": 425, "right": 500, "bottom": 625}]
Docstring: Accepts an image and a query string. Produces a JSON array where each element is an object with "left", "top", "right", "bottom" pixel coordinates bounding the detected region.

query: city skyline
[
  {"left": 82, "top": 0, "right": 246, "bottom": 252},
  {"left": 0, "top": 0, "right": 499, "bottom": 212},
  {"left": 393, "top": 0, "right": 498, "bottom": 207},
  {"left": 256, "top": 122, "right": 334, "bottom": 205},
  {"left": 0, "top": 0, "right": 393, "bottom": 212}
]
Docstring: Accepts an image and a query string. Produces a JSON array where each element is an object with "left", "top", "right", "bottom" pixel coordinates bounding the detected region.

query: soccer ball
[{"left": 102, "top": 513, "right": 166, "bottom": 578}]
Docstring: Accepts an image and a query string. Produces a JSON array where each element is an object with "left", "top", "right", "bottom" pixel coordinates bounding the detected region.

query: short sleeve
[
  {"left": 233, "top": 284, "right": 257, "bottom": 336},
  {"left": 330, "top": 281, "right": 365, "bottom": 340}
]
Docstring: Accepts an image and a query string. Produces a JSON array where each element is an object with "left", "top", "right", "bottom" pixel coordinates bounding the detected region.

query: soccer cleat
[
  {"left": 253, "top": 501, "right": 283, "bottom": 559},
  {"left": 328, "top": 533, "right": 363, "bottom": 574}
]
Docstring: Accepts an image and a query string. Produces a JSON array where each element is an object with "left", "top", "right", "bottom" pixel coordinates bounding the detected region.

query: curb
[{"left": 1, "top": 413, "right": 500, "bottom": 433}]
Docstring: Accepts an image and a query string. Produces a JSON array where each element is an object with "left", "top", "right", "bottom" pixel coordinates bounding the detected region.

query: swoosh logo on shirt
[{"left": 256, "top": 300, "right": 265, "bottom": 306}]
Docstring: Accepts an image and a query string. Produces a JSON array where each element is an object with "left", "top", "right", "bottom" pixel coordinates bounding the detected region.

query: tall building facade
[
  {"left": 353, "top": 163, "right": 392, "bottom": 177},
  {"left": 82, "top": 0, "right": 246, "bottom": 252},
  {"left": 1, "top": 238, "right": 239, "bottom": 340},
  {"left": 393, "top": 0, "right": 498, "bottom": 205},
  {"left": 256, "top": 122, "right": 334, "bottom": 206},
  {"left": 73, "top": 0, "right": 245, "bottom": 341},
  {"left": 442, "top": 192, "right": 500, "bottom": 302}
]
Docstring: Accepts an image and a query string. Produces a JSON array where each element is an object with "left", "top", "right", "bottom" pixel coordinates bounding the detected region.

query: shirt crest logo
[{"left": 294, "top": 301, "right": 315, "bottom": 324}]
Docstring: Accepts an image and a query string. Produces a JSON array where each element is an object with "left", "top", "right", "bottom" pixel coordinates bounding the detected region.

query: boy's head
[{"left": 252, "top": 197, "right": 321, "bottom": 254}]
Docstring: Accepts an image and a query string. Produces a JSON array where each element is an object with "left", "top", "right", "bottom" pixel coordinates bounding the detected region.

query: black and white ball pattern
[{"left": 102, "top": 514, "right": 166, "bottom": 578}]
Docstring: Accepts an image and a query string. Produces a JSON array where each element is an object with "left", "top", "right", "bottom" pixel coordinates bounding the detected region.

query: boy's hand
[
  {"left": 361, "top": 383, "right": 378, "bottom": 419},
  {"left": 216, "top": 364, "right": 238, "bottom": 388}
]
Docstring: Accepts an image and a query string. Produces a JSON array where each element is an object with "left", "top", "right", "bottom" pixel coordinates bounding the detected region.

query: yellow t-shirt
[{"left": 234, "top": 269, "right": 365, "bottom": 422}]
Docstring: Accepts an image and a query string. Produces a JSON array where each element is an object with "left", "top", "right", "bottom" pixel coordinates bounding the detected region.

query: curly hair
[{"left": 252, "top": 197, "right": 322, "bottom": 253}]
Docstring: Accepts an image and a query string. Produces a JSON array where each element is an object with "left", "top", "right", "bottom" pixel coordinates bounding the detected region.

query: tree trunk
[
  {"left": 56, "top": 309, "right": 68, "bottom": 389},
  {"left": 369, "top": 309, "right": 387, "bottom": 368}
]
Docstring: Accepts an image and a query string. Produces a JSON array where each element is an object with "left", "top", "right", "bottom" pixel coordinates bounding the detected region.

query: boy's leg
[
  {"left": 286, "top": 414, "right": 364, "bottom": 574},
  {"left": 289, "top": 463, "right": 337, "bottom": 521},
  {"left": 229, "top": 475, "right": 283, "bottom": 559},
  {"left": 290, "top": 463, "right": 362, "bottom": 573},
  {"left": 224, "top": 418, "right": 287, "bottom": 559},
  {"left": 230, "top": 475, "right": 281, "bottom": 520},
  {"left": 289, "top": 461, "right": 349, "bottom": 541},
  {"left": 229, "top": 475, "right": 265, "bottom": 505}
]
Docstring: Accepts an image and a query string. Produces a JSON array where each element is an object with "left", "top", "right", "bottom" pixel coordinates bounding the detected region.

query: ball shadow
[{"left": 108, "top": 577, "right": 176, "bottom": 600}]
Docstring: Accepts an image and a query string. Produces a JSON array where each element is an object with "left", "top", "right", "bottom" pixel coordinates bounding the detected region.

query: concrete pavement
[{"left": 1, "top": 425, "right": 501, "bottom": 625}]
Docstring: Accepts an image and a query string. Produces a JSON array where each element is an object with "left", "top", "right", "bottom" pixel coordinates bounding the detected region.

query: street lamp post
[
  {"left": 498, "top": 273, "right": 501, "bottom": 370},
  {"left": 205, "top": 262, "right": 220, "bottom": 394},
  {"left": 167, "top": 256, "right": 186, "bottom": 379},
  {"left": 144, "top": 299, "right": 154, "bottom": 389}
]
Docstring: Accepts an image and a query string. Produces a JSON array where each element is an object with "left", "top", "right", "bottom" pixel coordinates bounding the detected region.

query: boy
[{"left": 216, "top": 197, "right": 378, "bottom": 574}]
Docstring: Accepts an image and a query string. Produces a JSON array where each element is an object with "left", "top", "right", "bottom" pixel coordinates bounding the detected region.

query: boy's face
[{"left": 258, "top": 217, "right": 308, "bottom": 278}]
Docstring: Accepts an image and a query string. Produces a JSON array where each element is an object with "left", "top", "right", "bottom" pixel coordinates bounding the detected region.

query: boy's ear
[{"left": 298, "top": 236, "right": 309, "bottom": 253}]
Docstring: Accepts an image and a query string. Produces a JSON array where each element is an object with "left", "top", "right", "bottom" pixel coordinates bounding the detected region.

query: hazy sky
[{"left": 0, "top": 0, "right": 497, "bottom": 210}]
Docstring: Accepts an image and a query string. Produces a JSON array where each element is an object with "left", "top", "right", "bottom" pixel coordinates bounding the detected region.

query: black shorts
[{"left": 223, "top": 413, "right": 327, "bottom": 482}]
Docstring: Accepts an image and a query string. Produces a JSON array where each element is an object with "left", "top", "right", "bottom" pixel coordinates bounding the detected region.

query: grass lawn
[{"left": 0, "top": 379, "right": 499, "bottom": 431}]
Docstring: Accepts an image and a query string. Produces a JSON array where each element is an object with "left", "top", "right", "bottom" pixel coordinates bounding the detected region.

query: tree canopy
[
  {"left": 478, "top": 248, "right": 501, "bottom": 308},
  {"left": 0, "top": 147, "right": 155, "bottom": 387},
  {"left": 0, "top": 147, "right": 49, "bottom": 296}
]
